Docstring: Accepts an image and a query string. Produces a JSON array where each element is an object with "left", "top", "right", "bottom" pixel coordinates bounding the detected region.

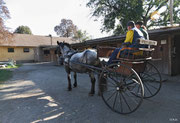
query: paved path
[{"left": 0, "top": 63, "right": 180, "bottom": 123}]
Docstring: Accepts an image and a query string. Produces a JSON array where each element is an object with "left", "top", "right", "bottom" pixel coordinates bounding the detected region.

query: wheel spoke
[
  {"left": 113, "top": 92, "right": 118, "bottom": 109},
  {"left": 101, "top": 63, "right": 144, "bottom": 114},
  {"left": 104, "top": 88, "right": 116, "bottom": 93},
  {"left": 137, "top": 82, "right": 141, "bottom": 95},
  {"left": 143, "top": 82, "right": 153, "bottom": 95},
  {"left": 124, "top": 90, "right": 139, "bottom": 105},
  {"left": 124, "top": 73, "right": 134, "bottom": 82},
  {"left": 143, "top": 74, "right": 159, "bottom": 80},
  {"left": 140, "top": 62, "right": 162, "bottom": 98},
  {"left": 126, "top": 81, "right": 142, "bottom": 97},
  {"left": 118, "top": 92, "right": 123, "bottom": 113},
  {"left": 100, "top": 83, "right": 116, "bottom": 88},
  {"left": 120, "top": 92, "right": 132, "bottom": 112},
  {"left": 141, "top": 73, "right": 155, "bottom": 80},
  {"left": 144, "top": 81, "right": 159, "bottom": 90},
  {"left": 109, "top": 75, "right": 119, "bottom": 85},
  {"left": 106, "top": 90, "right": 117, "bottom": 102},
  {"left": 145, "top": 63, "right": 153, "bottom": 72}
]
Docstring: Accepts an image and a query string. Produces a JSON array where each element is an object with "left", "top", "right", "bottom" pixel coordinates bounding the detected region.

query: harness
[{"left": 64, "top": 50, "right": 78, "bottom": 66}]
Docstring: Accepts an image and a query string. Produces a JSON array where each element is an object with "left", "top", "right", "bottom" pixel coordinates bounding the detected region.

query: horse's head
[{"left": 57, "top": 41, "right": 71, "bottom": 57}]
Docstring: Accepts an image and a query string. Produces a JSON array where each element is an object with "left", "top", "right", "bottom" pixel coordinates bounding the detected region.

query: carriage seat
[
  {"left": 97, "top": 39, "right": 157, "bottom": 62},
  {"left": 116, "top": 39, "right": 157, "bottom": 61}
]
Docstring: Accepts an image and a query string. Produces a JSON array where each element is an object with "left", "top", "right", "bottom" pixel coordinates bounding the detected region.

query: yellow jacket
[{"left": 124, "top": 30, "right": 134, "bottom": 44}]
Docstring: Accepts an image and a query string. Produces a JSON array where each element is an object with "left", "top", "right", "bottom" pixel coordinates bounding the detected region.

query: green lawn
[
  {"left": 6, "top": 64, "right": 22, "bottom": 69},
  {"left": 0, "top": 69, "right": 13, "bottom": 83},
  {"left": 0, "top": 64, "right": 21, "bottom": 84}
]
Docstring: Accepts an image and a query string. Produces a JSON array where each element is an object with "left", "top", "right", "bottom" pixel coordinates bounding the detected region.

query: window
[
  {"left": 24, "top": 48, "right": 30, "bottom": 52},
  {"left": 44, "top": 50, "right": 50, "bottom": 54},
  {"left": 8, "top": 48, "right": 14, "bottom": 52}
]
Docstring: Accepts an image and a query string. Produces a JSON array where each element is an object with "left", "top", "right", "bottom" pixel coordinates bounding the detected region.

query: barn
[
  {"left": 0, "top": 34, "right": 76, "bottom": 64},
  {"left": 72, "top": 26, "right": 180, "bottom": 76},
  {"left": 1, "top": 26, "right": 180, "bottom": 76}
]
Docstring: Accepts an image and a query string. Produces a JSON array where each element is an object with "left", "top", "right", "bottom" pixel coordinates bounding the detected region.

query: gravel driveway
[{"left": 0, "top": 62, "right": 180, "bottom": 123}]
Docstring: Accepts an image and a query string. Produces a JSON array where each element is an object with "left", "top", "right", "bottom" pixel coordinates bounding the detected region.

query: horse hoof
[
  {"left": 68, "top": 87, "right": 72, "bottom": 91},
  {"left": 89, "top": 92, "right": 94, "bottom": 96},
  {"left": 73, "top": 84, "right": 77, "bottom": 88}
]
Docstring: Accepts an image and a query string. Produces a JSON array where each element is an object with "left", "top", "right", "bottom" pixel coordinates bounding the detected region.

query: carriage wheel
[
  {"left": 139, "top": 61, "right": 162, "bottom": 98},
  {"left": 99, "top": 63, "right": 144, "bottom": 114}
]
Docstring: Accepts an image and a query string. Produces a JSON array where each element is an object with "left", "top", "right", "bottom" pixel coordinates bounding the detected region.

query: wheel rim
[
  {"left": 99, "top": 63, "right": 144, "bottom": 114},
  {"left": 139, "top": 61, "right": 162, "bottom": 98}
]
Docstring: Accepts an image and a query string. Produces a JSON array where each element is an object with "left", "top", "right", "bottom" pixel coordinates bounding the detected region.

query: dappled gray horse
[{"left": 57, "top": 41, "right": 100, "bottom": 96}]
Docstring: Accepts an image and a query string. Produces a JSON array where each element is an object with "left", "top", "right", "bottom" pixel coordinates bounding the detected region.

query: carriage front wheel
[
  {"left": 139, "top": 61, "right": 162, "bottom": 98},
  {"left": 99, "top": 63, "right": 144, "bottom": 114}
]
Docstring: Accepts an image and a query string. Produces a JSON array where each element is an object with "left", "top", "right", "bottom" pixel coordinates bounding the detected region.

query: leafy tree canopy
[
  {"left": 54, "top": 19, "right": 91, "bottom": 42},
  {"left": 87, "top": 0, "right": 180, "bottom": 35},
  {"left": 0, "top": 0, "right": 12, "bottom": 41},
  {"left": 74, "top": 30, "right": 91, "bottom": 42},
  {"left": 14, "top": 25, "right": 32, "bottom": 34},
  {"left": 54, "top": 19, "right": 77, "bottom": 38}
]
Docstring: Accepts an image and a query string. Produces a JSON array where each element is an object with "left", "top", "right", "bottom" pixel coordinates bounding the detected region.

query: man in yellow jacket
[{"left": 108, "top": 21, "right": 145, "bottom": 64}]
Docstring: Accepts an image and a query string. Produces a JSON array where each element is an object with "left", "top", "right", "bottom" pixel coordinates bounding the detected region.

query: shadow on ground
[{"left": 0, "top": 62, "right": 179, "bottom": 123}]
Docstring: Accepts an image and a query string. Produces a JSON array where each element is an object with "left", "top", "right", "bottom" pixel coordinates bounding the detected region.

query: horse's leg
[
  {"left": 89, "top": 72, "right": 96, "bottom": 96},
  {"left": 97, "top": 73, "right": 102, "bottom": 96},
  {"left": 65, "top": 65, "right": 72, "bottom": 91},
  {"left": 65, "top": 67, "right": 72, "bottom": 91},
  {"left": 67, "top": 72, "right": 72, "bottom": 91},
  {"left": 73, "top": 72, "right": 77, "bottom": 87}
]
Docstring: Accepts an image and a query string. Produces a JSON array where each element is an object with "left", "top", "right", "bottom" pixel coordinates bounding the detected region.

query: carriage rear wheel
[
  {"left": 99, "top": 63, "right": 144, "bottom": 114},
  {"left": 139, "top": 61, "right": 162, "bottom": 98}
]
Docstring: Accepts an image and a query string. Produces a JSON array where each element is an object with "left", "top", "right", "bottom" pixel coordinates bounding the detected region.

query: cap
[
  {"left": 127, "top": 21, "right": 135, "bottom": 27},
  {"left": 136, "top": 21, "right": 143, "bottom": 26}
]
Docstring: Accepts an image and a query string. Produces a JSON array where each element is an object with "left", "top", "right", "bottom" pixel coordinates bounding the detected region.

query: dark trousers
[{"left": 107, "top": 48, "right": 121, "bottom": 64}]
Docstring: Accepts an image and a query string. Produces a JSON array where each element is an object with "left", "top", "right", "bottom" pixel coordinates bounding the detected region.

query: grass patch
[
  {"left": 0, "top": 64, "right": 21, "bottom": 84},
  {"left": 6, "top": 64, "right": 22, "bottom": 69},
  {"left": 0, "top": 69, "right": 13, "bottom": 83}
]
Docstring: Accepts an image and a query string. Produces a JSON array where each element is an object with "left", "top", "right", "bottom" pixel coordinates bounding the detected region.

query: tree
[
  {"left": 87, "top": 0, "right": 180, "bottom": 35},
  {"left": 54, "top": 19, "right": 77, "bottom": 38},
  {"left": 148, "top": 0, "right": 180, "bottom": 28},
  {"left": 74, "top": 30, "right": 91, "bottom": 42},
  {"left": 0, "top": 0, "right": 12, "bottom": 42},
  {"left": 14, "top": 26, "right": 32, "bottom": 34}
]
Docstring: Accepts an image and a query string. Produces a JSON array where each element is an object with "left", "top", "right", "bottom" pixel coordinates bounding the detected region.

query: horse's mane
[
  {"left": 63, "top": 42, "right": 71, "bottom": 48},
  {"left": 57, "top": 41, "right": 71, "bottom": 48}
]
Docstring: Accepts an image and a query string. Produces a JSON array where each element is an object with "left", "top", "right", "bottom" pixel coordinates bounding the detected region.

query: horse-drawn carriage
[{"left": 57, "top": 39, "right": 162, "bottom": 114}]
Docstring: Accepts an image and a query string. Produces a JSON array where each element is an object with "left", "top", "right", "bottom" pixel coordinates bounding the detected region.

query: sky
[{"left": 4, "top": 0, "right": 111, "bottom": 39}]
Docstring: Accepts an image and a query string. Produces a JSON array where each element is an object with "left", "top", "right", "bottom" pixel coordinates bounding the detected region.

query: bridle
[{"left": 58, "top": 44, "right": 77, "bottom": 66}]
